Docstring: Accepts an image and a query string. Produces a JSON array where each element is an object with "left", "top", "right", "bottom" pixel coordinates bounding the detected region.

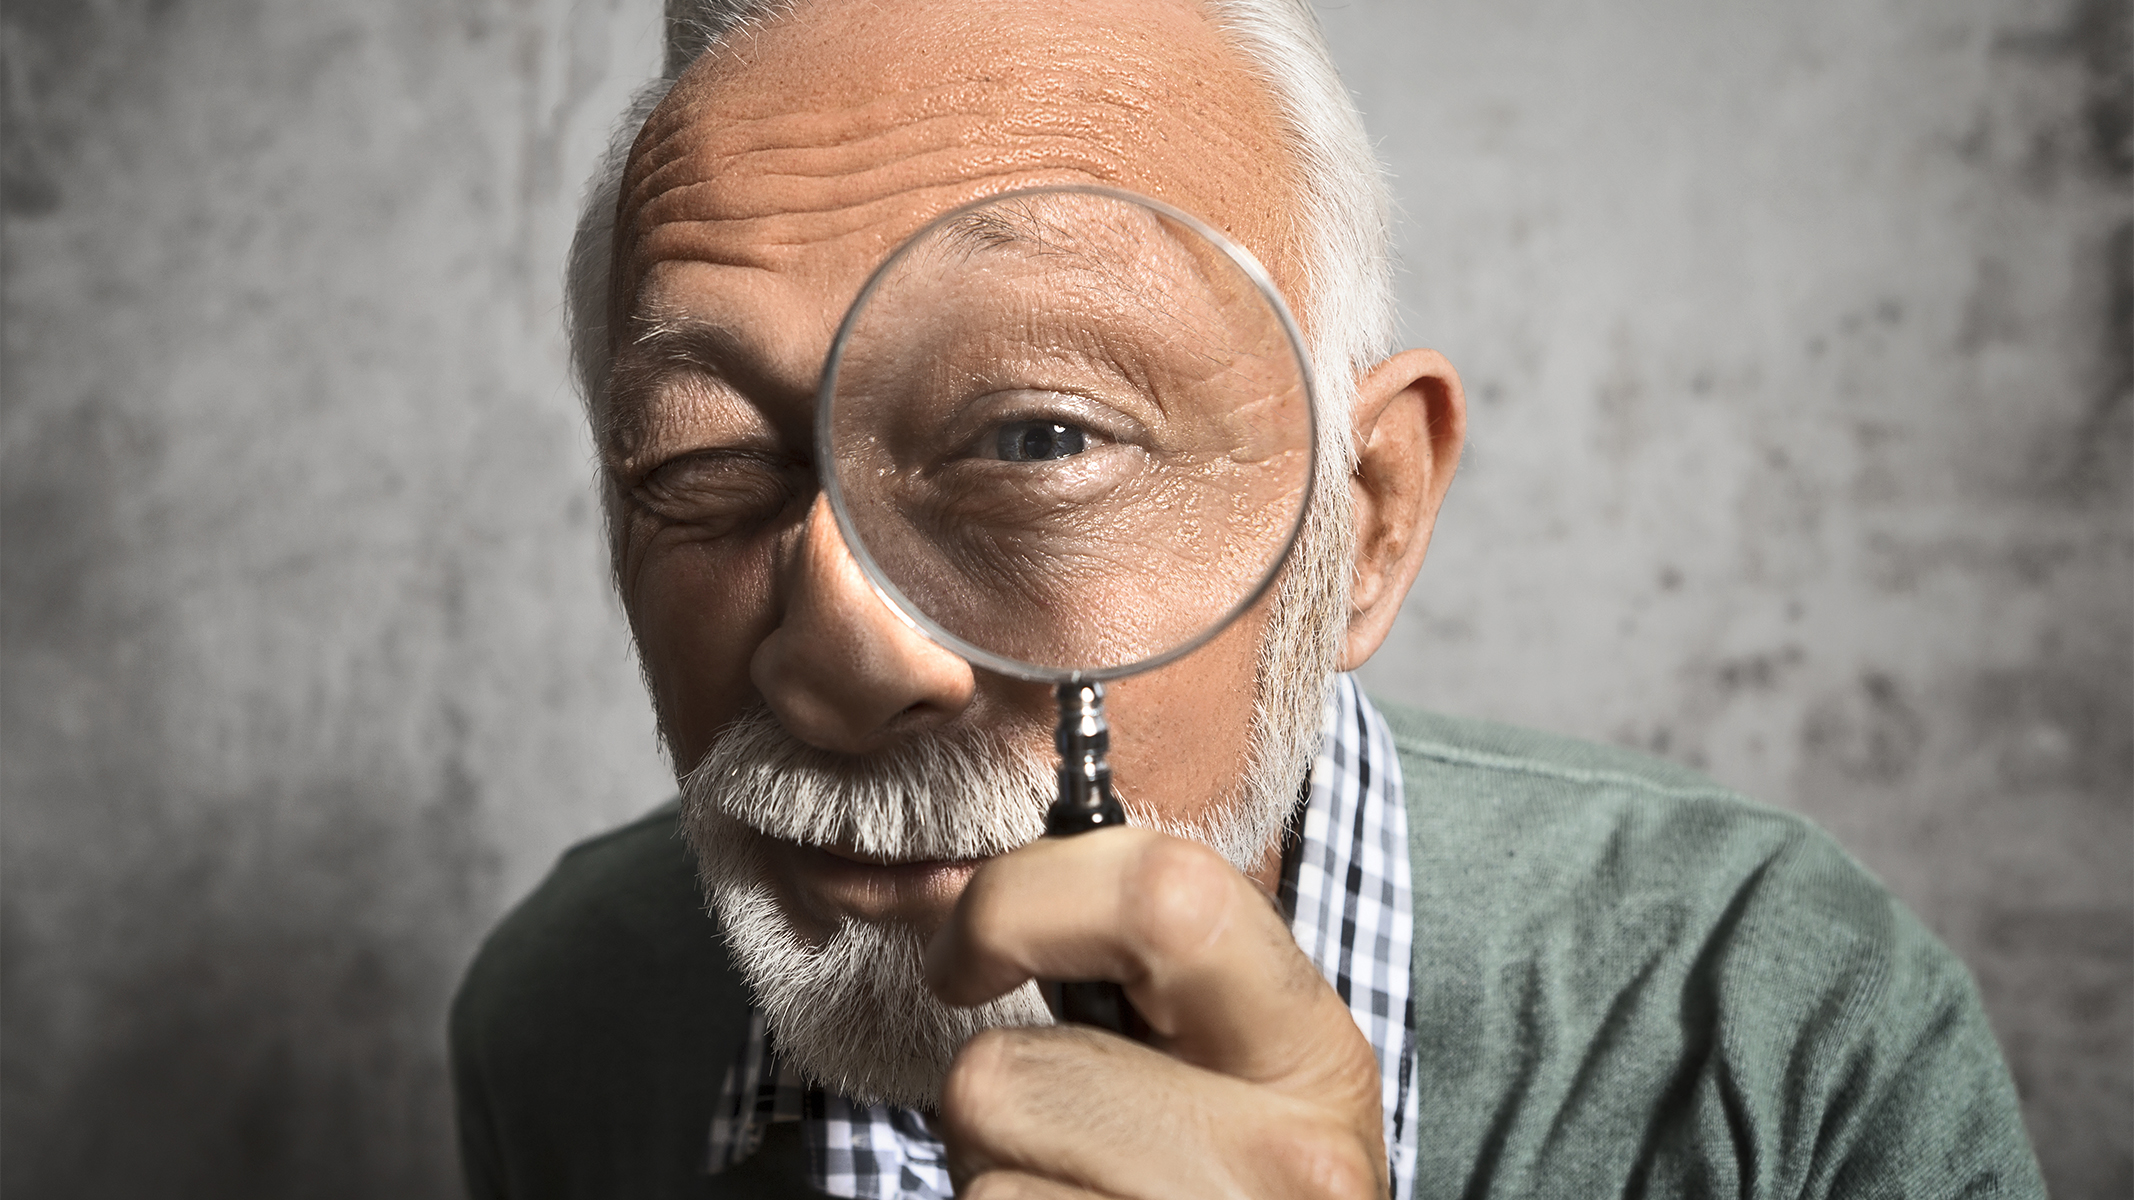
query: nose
[{"left": 751, "top": 494, "right": 977, "bottom": 752}]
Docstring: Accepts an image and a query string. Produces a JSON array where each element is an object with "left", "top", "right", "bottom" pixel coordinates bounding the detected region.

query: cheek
[
  {"left": 1101, "top": 602, "right": 1269, "bottom": 828},
  {"left": 625, "top": 528, "right": 786, "bottom": 768}
]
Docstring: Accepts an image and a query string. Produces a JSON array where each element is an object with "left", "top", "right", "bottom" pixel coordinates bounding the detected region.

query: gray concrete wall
[{"left": 2, "top": 0, "right": 2124, "bottom": 1196}]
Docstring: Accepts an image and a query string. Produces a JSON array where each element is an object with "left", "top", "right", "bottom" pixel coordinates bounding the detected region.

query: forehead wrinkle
[
  {"left": 620, "top": 139, "right": 1154, "bottom": 306},
  {"left": 622, "top": 123, "right": 1278, "bottom": 305},
  {"left": 618, "top": 129, "right": 1136, "bottom": 319},
  {"left": 624, "top": 179, "right": 1081, "bottom": 292},
  {"left": 630, "top": 97, "right": 1144, "bottom": 213},
  {"left": 635, "top": 140, "right": 1133, "bottom": 234},
  {"left": 629, "top": 75, "right": 1119, "bottom": 179},
  {"left": 662, "top": 20, "right": 1180, "bottom": 131},
  {"left": 623, "top": 62, "right": 1186, "bottom": 232},
  {"left": 623, "top": 19, "right": 1281, "bottom": 218},
  {"left": 611, "top": 0, "right": 1308, "bottom": 353},
  {"left": 624, "top": 90, "right": 992, "bottom": 201}
]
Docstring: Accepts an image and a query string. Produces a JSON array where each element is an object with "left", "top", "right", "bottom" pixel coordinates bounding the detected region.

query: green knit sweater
[{"left": 449, "top": 702, "right": 2043, "bottom": 1198}]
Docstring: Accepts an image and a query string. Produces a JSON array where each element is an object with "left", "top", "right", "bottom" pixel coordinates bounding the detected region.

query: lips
[{"left": 770, "top": 839, "right": 990, "bottom": 932}]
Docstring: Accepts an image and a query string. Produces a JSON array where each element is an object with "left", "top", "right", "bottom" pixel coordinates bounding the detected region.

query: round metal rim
[{"left": 814, "top": 183, "right": 1320, "bottom": 684}]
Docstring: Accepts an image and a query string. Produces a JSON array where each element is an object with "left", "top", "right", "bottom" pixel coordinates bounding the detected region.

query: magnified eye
[{"left": 996, "top": 421, "right": 1088, "bottom": 462}]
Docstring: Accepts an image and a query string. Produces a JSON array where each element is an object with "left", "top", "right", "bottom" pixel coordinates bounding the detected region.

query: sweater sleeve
[
  {"left": 1379, "top": 700, "right": 2044, "bottom": 1199},
  {"left": 1634, "top": 828, "right": 2045, "bottom": 1199}
]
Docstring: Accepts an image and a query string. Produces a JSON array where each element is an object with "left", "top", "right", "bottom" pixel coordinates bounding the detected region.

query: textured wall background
[{"left": 2, "top": 0, "right": 2126, "bottom": 1196}]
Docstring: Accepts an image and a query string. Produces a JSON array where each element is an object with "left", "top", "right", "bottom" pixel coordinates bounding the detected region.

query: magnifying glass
[{"left": 818, "top": 185, "right": 1318, "bottom": 1035}]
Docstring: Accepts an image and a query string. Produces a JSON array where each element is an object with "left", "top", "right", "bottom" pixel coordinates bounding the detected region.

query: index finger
[{"left": 922, "top": 826, "right": 1376, "bottom": 1104}]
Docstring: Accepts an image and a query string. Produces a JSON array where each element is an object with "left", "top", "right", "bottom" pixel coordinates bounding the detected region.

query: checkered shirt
[{"left": 705, "top": 674, "right": 1419, "bottom": 1198}]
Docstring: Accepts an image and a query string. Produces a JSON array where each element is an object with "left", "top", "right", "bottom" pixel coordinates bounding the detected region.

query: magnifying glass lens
[{"left": 822, "top": 188, "right": 1315, "bottom": 679}]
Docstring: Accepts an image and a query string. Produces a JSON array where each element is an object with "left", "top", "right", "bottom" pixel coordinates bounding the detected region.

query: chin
[{"left": 696, "top": 814, "right": 1053, "bottom": 1108}]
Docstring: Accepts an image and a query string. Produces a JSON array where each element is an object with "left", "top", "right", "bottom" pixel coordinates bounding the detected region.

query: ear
[{"left": 1339, "top": 348, "right": 1466, "bottom": 671}]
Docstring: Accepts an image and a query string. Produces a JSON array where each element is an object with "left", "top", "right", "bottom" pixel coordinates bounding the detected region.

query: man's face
[{"left": 605, "top": 0, "right": 1311, "bottom": 937}]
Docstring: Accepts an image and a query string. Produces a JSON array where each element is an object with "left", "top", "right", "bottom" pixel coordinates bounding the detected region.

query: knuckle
[
  {"left": 1311, "top": 1147, "right": 1383, "bottom": 1200},
  {"left": 939, "top": 1026, "right": 1017, "bottom": 1131},
  {"left": 939, "top": 1025, "right": 1069, "bottom": 1143},
  {"left": 1119, "top": 836, "right": 1237, "bottom": 961},
  {"left": 1262, "top": 1119, "right": 1382, "bottom": 1200}
]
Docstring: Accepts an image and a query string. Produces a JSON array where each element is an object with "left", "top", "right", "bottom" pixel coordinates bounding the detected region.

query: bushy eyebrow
[
  {"left": 617, "top": 313, "right": 752, "bottom": 380},
  {"left": 925, "top": 198, "right": 1172, "bottom": 302},
  {"left": 600, "top": 316, "right": 755, "bottom": 462},
  {"left": 933, "top": 201, "right": 1087, "bottom": 263}
]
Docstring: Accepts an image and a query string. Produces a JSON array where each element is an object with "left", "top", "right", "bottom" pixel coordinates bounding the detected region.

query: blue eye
[{"left": 996, "top": 421, "right": 1088, "bottom": 462}]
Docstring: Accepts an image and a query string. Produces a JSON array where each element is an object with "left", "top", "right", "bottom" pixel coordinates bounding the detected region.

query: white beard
[
  {"left": 682, "top": 712, "right": 1059, "bottom": 1109},
  {"left": 678, "top": 688, "right": 1318, "bottom": 1108},
  {"left": 675, "top": 488, "right": 1348, "bottom": 1108}
]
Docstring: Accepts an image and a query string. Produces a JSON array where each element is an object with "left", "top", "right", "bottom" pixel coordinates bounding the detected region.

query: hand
[{"left": 923, "top": 827, "right": 1387, "bottom": 1199}]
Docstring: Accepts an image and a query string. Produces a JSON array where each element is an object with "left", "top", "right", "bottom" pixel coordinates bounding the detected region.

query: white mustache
[{"left": 680, "top": 705, "right": 1057, "bottom": 862}]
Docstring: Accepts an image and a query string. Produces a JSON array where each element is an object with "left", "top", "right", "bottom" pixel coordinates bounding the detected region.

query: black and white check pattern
[
  {"left": 706, "top": 674, "right": 1418, "bottom": 1199},
  {"left": 708, "top": 1010, "right": 954, "bottom": 1198},
  {"left": 1281, "top": 674, "right": 1419, "bottom": 1197}
]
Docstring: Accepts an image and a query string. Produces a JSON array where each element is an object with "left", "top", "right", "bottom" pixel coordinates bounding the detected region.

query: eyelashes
[
  {"left": 630, "top": 451, "right": 804, "bottom": 535},
  {"left": 989, "top": 420, "right": 1094, "bottom": 463}
]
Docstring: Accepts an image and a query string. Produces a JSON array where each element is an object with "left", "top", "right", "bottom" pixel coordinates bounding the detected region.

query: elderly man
[{"left": 449, "top": 0, "right": 2043, "bottom": 1196}]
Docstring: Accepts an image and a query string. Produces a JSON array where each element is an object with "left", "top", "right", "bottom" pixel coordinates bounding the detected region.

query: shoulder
[
  {"left": 1378, "top": 698, "right": 1887, "bottom": 943},
  {"left": 1373, "top": 698, "right": 2043, "bottom": 1198},
  {"left": 456, "top": 800, "right": 737, "bottom": 1022},
  {"left": 1378, "top": 700, "right": 1845, "bottom": 958},
  {"left": 451, "top": 800, "right": 756, "bottom": 1200},
  {"left": 1379, "top": 700, "right": 1722, "bottom": 790},
  {"left": 484, "top": 799, "right": 711, "bottom": 948}
]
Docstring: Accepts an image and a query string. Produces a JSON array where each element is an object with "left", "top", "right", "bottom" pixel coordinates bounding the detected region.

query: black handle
[{"left": 1043, "top": 682, "right": 1150, "bottom": 1039}]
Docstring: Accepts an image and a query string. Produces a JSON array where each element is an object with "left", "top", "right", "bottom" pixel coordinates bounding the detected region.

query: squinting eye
[
  {"left": 995, "top": 421, "right": 1088, "bottom": 462},
  {"left": 631, "top": 452, "right": 797, "bottom": 534}
]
